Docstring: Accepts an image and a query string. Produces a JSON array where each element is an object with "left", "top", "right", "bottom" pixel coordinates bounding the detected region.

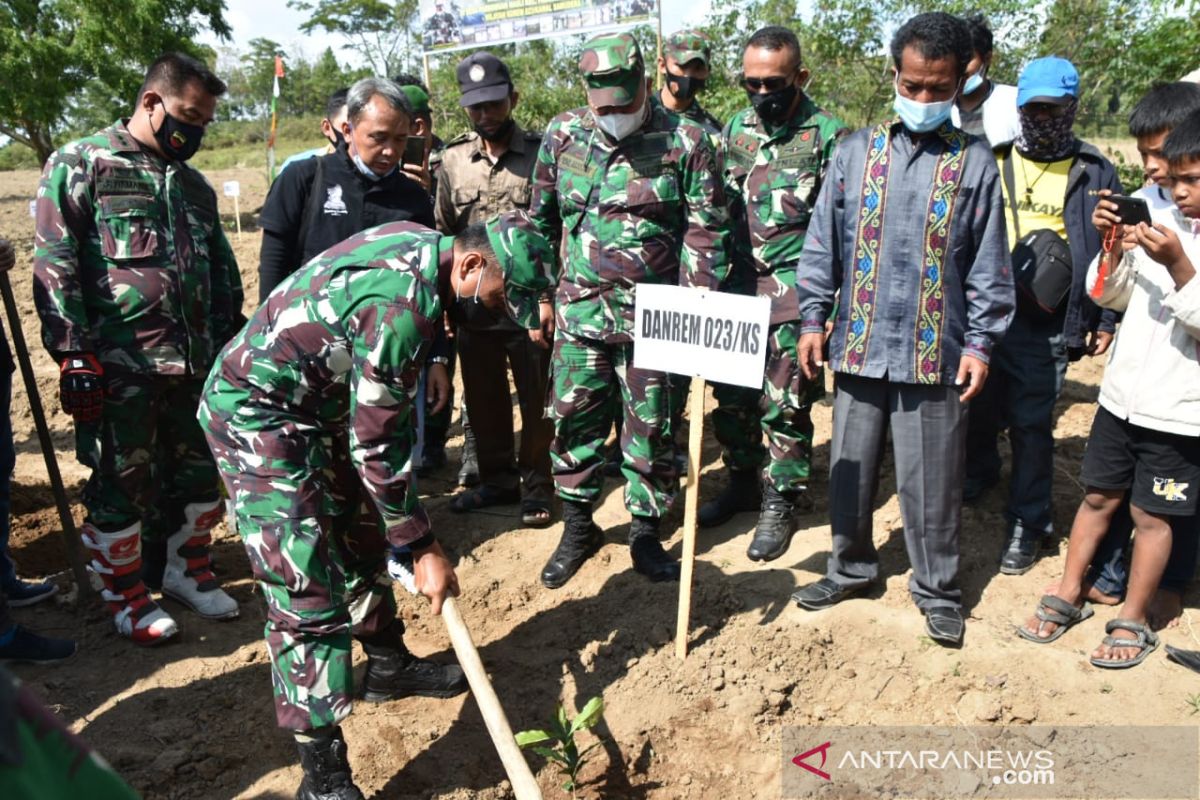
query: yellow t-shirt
[{"left": 998, "top": 149, "right": 1071, "bottom": 244}]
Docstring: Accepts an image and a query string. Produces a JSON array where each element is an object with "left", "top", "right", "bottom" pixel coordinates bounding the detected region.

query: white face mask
[{"left": 594, "top": 100, "right": 646, "bottom": 141}]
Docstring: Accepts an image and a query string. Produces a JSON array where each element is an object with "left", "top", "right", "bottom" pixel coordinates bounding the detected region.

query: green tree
[
  {"left": 289, "top": 0, "right": 421, "bottom": 77},
  {"left": 0, "top": 0, "right": 230, "bottom": 163}
]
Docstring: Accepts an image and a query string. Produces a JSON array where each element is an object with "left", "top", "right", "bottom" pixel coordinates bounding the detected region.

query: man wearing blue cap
[{"left": 965, "top": 56, "right": 1122, "bottom": 575}]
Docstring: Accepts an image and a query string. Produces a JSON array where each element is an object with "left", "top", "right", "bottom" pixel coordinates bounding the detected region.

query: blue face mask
[
  {"left": 893, "top": 86, "right": 956, "bottom": 133},
  {"left": 962, "top": 69, "right": 985, "bottom": 95}
]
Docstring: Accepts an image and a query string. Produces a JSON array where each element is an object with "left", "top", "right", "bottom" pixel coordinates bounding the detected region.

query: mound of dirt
[{"left": 2, "top": 167, "right": 1198, "bottom": 800}]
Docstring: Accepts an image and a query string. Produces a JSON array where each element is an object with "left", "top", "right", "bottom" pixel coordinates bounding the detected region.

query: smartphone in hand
[
  {"left": 403, "top": 136, "right": 426, "bottom": 167},
  {"left": 1108, "top": 194, "right": 1152, "bottom": 227}
]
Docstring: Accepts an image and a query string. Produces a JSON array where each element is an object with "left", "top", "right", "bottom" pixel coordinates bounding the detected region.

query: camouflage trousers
[
  {"left": 75, "top": 373, "right": 220, "bottom": 537},
  {"left": 711, "top": 321, "right": 823, "bottom": 493},
  {"left": 549, "top": 330, "right": 676, "bottom": 517},
  {"left": 205, "top": 428, "right": 398, "bottom": 732}
]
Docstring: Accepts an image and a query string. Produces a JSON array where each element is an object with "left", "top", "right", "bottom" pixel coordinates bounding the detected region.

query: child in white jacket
[{"left": 1019, "top": 109, "right": 1200, "bottom": 669}]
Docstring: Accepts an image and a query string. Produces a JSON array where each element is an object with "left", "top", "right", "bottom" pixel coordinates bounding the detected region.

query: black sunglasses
[{"left": 741, "top": 75, "right": 792, "bottom": 93}]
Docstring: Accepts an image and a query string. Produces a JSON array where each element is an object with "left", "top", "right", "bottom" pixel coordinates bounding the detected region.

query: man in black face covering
[
  {"left": 964, "top": 56, "right": 1122, "bottom": 576},
  {"left": 653, "top": 29, "right": 722, "bottom": 141},
  {"left": 33, "top": 52, "right": 246, "bottom": 643},
  {"left": 435, "top": 51, "right": 556, "bottom": 528}
]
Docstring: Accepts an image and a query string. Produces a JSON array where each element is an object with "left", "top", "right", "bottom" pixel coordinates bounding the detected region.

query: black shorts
[{"left": 1080, "top": 406, "right": 1200, "bottom": 516}]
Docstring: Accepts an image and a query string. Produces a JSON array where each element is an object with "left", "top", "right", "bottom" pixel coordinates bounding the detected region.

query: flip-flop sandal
[
  {"left": 1090, "top": 619, "right": 1160, "bottom": 669},
  {"left": 449, "top": 486, "right": 520, "bottom": 513},
  {"left": 1016, "top": 594, "right": 1094, "bottom": 644},
  {"left": 521, "top": 501, "right": 553, "bottom": 528},
  {"left": 1166, "top": 645, "right": 1200, "bottom": 674}
]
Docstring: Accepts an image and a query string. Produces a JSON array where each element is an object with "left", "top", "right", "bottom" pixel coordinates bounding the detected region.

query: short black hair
[
  {"left": 1129, "top": 82, "right": 1200, "bottom": 139},
  {"left": 325, "top": 87, "right": 349, "bottom": 120},
  {"left": 454, "top": 222, "right": 496, "bottom": 263},
  {"left": 890, "top": 12, "right": 972, "bottom": 77},
  {"left": 391, "top": 73, "right": 433, "bottom": 122},
  {"left": 962, "top": 12, "right": 994, "bottom": 59},
  {"left": 746, "top": 26, "right": 801, "bottom": 67},
  {"left": 1163, "top": 109, "right": 1200, "bottom": 166},
  {"left": 141, "top": 52, "right": 227, "bottom": 99}
]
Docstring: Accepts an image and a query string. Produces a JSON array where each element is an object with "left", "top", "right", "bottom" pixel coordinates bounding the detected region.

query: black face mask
[
  {"left": 748, "top": 84, "right": 797, "bottom": 125},
  {"left": 152, "top": 102, "right": 205, "bottom": 161},
  {"left": 665, "top": 72, "right": 706, "bottom": 102},
  {"left": 327, "top": 129, "right": 347, "bottom": 150},
  {"left": 474, "top": 117, "right": 515, "bottom": 144}
]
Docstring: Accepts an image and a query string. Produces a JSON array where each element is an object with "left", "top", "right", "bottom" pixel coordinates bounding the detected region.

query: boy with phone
[
  {"left": 1051, "top": 83, "right": 1200, "bottom": 630},
  {"left": 1019, "top": 107, "right": 1200, "bottom": 669}
]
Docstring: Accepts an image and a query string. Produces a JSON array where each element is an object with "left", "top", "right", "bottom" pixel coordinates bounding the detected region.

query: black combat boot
[
  {"left": 458, "top": 425, "right": 480, "bottom": 487},
  {"left": 697, "top": 469, "right": 761, "bottom": 528},
  {"left": 294, "top": 727, "right": 364, "bottom": 800},
  {"left": 358, "top": 624, "right": 468, "bottom": 702},
  {"left": 746, "top": 485, "right": 802, "bottom": 562},
  {"left": 629, "top": 516, "right": 680, "bottom": 582},
  {"left": 540, "top": 501, "right": 603, "bottom": 589}
]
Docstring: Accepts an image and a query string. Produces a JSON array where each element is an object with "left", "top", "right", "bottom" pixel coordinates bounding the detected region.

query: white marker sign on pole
[
  {"left": 632, "top": 283, "right": 770, "bottom": 388},
  {"left": 223, "top": 181, "right": 243, "bottom": 241}
]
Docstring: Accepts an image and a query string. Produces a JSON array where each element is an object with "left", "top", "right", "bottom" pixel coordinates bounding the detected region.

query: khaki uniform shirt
[{"left": 436, "top": 123, "right": 542, "bottom": 330}]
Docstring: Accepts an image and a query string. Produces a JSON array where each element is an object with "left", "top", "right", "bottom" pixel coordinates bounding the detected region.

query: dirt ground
[{"left": 1, "top": 166, "right": 1198, "bottom": 800}]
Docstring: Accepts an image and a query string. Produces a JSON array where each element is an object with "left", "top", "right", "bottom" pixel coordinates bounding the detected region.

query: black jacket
[
  {"left": 257, "top": 144, "right": 435, "bottom": 303},
  {"left": 998, "top": 140, "right": 1123, "bottom": 356}
]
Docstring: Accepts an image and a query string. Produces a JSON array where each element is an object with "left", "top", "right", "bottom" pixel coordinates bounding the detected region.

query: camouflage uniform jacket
[
  {"left": 529, "top": 102, "right": 730, "bottom": 342},
  {"left": 649, "top": 92, "right": 723, "bottom": 143},
  {"left": 33, "top": 121, "right": 244, "bottom": 375},
  {"left": 723, "top": 96, "right": 847, "bottom": 324},
  {"left": 200, "top": 222, "right": 446, "bottom": 546}
]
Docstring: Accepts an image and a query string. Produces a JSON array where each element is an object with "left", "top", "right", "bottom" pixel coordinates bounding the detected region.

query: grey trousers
[{"left": 826, "top": 373, "right": 967, "bottom": 610}]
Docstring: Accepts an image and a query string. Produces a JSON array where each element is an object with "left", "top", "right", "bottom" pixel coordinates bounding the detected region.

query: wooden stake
[
  {"left": 674, "top": 375, "right": 705, "bottom": 659},
  {"left": 442, "top": 596, "right": 543, "bottom": 800},
  {"left": 0, "top": 273, "right": 90, "bottom": 600},
  {"left": 233, "top": 195, "right": 242, "bottom": 241}
]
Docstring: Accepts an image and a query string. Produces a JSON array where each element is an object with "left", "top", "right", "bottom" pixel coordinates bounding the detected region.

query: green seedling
[
  {"left": 516, "top": 695, "right": 605, "bottom": 798},
  {"left": 1186, "top": 693, "right": 1200, "bottom": 716}
]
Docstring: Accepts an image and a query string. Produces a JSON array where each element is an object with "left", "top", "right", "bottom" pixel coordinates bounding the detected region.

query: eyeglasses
[{"left": 741, "top": 75, "right": 792, "bottom": 93}]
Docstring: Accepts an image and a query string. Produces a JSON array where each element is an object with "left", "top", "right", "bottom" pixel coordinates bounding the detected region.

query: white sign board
[
  {"left": 633, "top": 284, "right": 770, "bottom": 390},
  {"left": 222, "top": 180, "right": 241, "bottom": 198}
]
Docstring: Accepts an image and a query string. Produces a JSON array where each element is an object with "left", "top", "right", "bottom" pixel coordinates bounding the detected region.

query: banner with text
[
  {"left": 633, "top": 284, "right": 770, "bottom": 390},
  {"left": 420, "top": 0, "right": 657, "bottom": 55}
]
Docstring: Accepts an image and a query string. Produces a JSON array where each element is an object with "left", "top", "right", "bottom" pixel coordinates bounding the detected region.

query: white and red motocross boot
[
  {"left": 82, "top": 522, "right": 178, "bottom": 645},
  {"left": 161, "top": 499, "right": 239, "bottom": 620}
]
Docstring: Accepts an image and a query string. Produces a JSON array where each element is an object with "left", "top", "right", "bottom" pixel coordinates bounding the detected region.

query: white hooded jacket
[{"left": 1086, "top": 185, "right": 1200, "bottom": 436}]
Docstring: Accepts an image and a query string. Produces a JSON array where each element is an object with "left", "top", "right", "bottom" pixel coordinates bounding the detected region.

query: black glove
[{"left": 59, "top": 353, "right": 105, "bottom": 422}]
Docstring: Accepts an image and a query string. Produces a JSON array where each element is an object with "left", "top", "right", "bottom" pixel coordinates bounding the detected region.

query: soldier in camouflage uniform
[
  {"left": 33, "top": 53, "right": 245, "bottom": 646},
  {"left": 653, "top": 29, "right": 723, "bottom": 141},
  {"left": 199, "top": 213, "right": 550, "bottom": 800},
  {"left": 530, "top": 32, "right": 730, "bottom": 589},
  {"left": 699, "top": 26, "right": 848, "bottom": 562}
]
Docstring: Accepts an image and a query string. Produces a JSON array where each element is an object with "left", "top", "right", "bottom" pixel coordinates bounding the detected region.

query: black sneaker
[{"left": 0, "top": 625, "right": 77, "bottom": 664}]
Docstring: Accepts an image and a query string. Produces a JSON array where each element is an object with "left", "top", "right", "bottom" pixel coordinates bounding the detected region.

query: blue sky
[{"left": 204, "top": 0, "right": 712, "bottom": 62}]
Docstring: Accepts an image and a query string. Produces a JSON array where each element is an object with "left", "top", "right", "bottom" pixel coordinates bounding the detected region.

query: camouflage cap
[
  {"left": 664, "top": 29, "right": 712, "bottom": 68},
  {"left": 579, "top": 32, "right": 644, "bottom": 107},
  {"left": 485, "top": 210, "right": 554, "bottom": 330},
  {"left": 398, "top": 84, "right": 430, "bottom": 115}
]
